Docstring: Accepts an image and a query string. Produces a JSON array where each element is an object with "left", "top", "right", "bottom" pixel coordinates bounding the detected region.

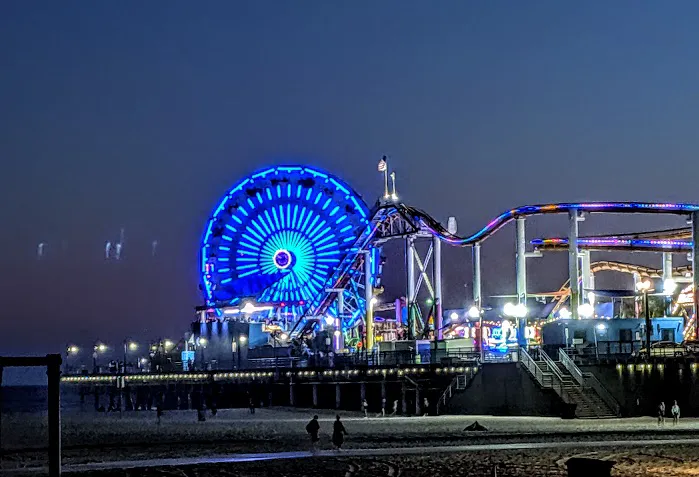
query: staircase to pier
[
  {"left": 435, "top": 367, "right": 480, "bottom": 415},
  {"left": 521, "top": 348, "right": 619, "bottom": 419}
]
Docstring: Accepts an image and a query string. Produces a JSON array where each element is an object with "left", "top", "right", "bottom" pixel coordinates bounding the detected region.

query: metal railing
[
  {"left": 558, "top": 348, "right": 586, "bottom": 386},
  {"left": 559, "top": 348, "right": 621, "bottom": 417},
  {"left": 521, "top": 348, "right": 572, "bottom": 404},
  {"left": 586, "top": 372, "right": 621, "bottom": 416},
  {"left": 436, "top": 375, "right": 458, "bottom": 415},
  {"left": 435, "top": 366, "right": 480, "bottom": 415},
  {"left": 520, "top": 348, "right": 550, "bottom": 388}
]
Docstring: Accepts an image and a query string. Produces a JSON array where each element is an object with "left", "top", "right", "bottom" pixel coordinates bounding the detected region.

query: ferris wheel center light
[{"left": 273, "top": 249, "right": 293, "bottom": 269}]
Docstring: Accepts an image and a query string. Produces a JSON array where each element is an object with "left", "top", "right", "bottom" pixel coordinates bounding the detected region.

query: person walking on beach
[
  {"left": 391, "top": 399, "right": 399, "bottom": 416},
  {"left": 657, "top": 401, "right": 666, "bottom": 426},
  {"left": 306, "top": 415, "right": 320, "bottom": 445},
  {"left": 332, "top": 415, "right": 347, "bottom": 449},
  {"left": 248, "top": 396, "right": 256, "bottom": 415},
  {"left": 362, "top": 399, "right": 368, "bottom": 418},
  {"left": 672, "top": 400, "right": 681, "bottom": 425},
  {"left": 423, "top": 397, "right": 430, "bottom": 416}
]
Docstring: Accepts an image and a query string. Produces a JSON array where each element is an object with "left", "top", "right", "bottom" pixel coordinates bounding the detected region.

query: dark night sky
[{"left": 2, "top": 1, "right": 699, "bottom": 381}]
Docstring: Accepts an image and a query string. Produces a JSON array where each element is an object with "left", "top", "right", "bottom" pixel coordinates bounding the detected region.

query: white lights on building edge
[{"left": 468, "top": 306, "right": 481, "bottom": 319}]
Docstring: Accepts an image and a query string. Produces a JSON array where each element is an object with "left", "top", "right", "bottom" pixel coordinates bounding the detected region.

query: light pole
[
  {"left": 198, "top": 337, "right": 208, "bottom": 371},
  {"left": 593, "top": 323, "right": 606, "bottom": 360},
  {"left": 93, "top": 343, "right": 107, "bottom": 373},
  {"left": 272, "top": 332, "right": 288, "bottom": 374},
  {"left": 663, "top": 278, "right": 677, "bottom": 316},
  {"left": 236, "top": 334, "right": 247, "bottom": 369},
  {"left": 636, "top": 280, "right": 653, "bottom": 356},
  {"left": 66, "top": 345, "right": 79, "bottom": 373},
  {"left": 123, "top": 340, "right": 138, "bottom": 373},
  {"left": 468, "top": 306, "right": 482, "bottom": 362}
]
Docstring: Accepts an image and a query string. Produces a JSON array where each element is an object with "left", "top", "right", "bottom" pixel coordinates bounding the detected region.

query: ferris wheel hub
[{"left": 273, "top": 249, "right": 293, "bottom": 269}]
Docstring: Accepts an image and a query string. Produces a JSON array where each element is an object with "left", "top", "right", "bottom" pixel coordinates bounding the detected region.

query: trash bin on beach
[
  {"left": 560, "top": 402, "right": 577, "bottom": 419},
  {"left": 566, "top": 458, "right": 615, "bottom": 477}
]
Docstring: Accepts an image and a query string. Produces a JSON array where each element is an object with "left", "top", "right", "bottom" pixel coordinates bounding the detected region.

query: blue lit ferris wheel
[{"left": 200, "top": 165, "right": 371, "bottom": 317}]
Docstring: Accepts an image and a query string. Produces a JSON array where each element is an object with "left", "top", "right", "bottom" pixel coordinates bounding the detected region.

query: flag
[{"left": 378, "top": 156, "right": 387, "bottom": 172}]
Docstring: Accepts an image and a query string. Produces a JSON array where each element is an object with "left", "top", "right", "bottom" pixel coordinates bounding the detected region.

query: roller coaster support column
[
  {"left": 662, "top": 252, "right": 673, "bottom": 317},
  {"left": 473, "top": 244, "right": 482, "bottom": 308},
  {"left": 581, "top": 251, "right": 593, "bottom": 302},
  {"left": 433, "top": 235, "right": 443, "bottom": 339},
  {"left": 569, "top": 210, "right": 582, "bottom": 320},
  {"left": 692, "top": 211, "right": 699, "bottom": 339},
  {"left": 364, "top": 250, "right": 375, "bottom": 352},
  {"left": 516, "top": 217, "right": 527, "bottom": 346},
  {"left": 516, "top": 218, "right": 527, "bottom": 304},
  {"left": 473, "top": 243, "right": 483, "bottom": 362},
  {"left": 406, "top": 237, "right": 417, "bottom": 340}
]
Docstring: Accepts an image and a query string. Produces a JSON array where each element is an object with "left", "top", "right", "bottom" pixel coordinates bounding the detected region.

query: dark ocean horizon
[{"left": 1, "top": 386, "right": 83, "bottom": 413}]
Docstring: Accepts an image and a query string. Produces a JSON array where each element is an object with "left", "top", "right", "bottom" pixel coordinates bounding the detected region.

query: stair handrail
[
  {"left": 586, "top": 370, "right": 621, "bottom": 417},
  {"left": 558, "top": 348, "right": 586, "bottom": 386},
  {"left": 538, "top": 349, "right": 574, "bottom": 404},
  {"left": 520, "top": 348, "right": 546, "bottom": 387},
  {"left": 539, "top": 349, "right": 567, "bottom": 383},
  {"left": 436, "top": 375, "right": 458, "bottom": 415},
  {"left": 559, "top": 348, "right": 620, "bottom": 417}
]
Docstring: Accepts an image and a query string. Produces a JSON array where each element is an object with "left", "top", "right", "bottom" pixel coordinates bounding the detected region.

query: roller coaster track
[
  {"left": 532, "top": 237, "right": 692, "bottom": 252},
  {"left": 293, "top": 202, "right": 699, "bottom": 336},
  {"left": 549, "top": 260, "right": 693, "bottom": 317},
  {"left": 405, "top": 202, "right": 699, "bottom": 246}
]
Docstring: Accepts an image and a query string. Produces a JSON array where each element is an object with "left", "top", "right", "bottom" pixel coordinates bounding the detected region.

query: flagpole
[
  {"left": 383, "top": 170, "right": 389, "bottom": 198},
  {"left": 379, "top": 155, "right": 389, "bottom": 199},
  {"left": 383, "top": 170, "right": 388, "bottom": 199}
]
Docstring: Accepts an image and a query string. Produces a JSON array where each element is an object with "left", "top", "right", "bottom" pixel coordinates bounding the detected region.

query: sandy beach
[
  {"left": 12, "top": 445, "right": 699, "bottom": 476},
  {"left": 4, "top": 408, "right": 699, "bottom": 475}
]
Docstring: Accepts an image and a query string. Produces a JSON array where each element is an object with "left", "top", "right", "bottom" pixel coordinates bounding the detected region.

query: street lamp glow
[
  {"left": 426, "top": 298, "right": 433, "bottom": 306},
  {"left": 587, "top": 292, "right": 596, "bottom": 305},
  {"left": 596, "top": 323, "right": 607, "bottom": 331},
  {"left": 239, "top": 335, "right": 247, "bottom": 344},
  {"left": 198, "top": 337, "right": 208, "bottom": 347},
  {"left": 636, "top": 280, "right": 652, "bottom": 292},
  {"left": 513, "top": 303, "right": 527, "bottom": 318},
  {"left": 140, "top": 357, "right": 148, "bottom": 364},
  {"left": 280, "top": 333, "right": 289, "bottom": 341},
  {"left": 503, "top": 303, "right": 527, "bottom": 318},
  {"left": 450, "top": 311, "right": 459, "bottom": 321},
  {"left": 578, "top": 303, "right": 594, "bottom": 318},
  {"left": 558, "top": 308, "right": 572, "bottom": 319},
  {"left": 468, "top": 306, "right": 480, "bottom": 319},
  {"left": 67, "top": 345, "right": 79, "bottom": 355},
  {"left": 128, "top": 342, "right": 138, "bottom": 351},
  {"left": 95, "top": 343, "right": 107, "bottom": 353},
  {"left": 163, "top": 339, "right": 174, "bottom": 350},
  {"left": 663, "top": 278, "right": 677, "bottom": 295}
]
